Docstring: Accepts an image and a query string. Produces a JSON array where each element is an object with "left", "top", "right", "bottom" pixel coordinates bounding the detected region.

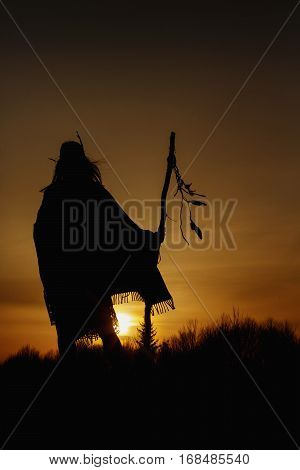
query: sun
[{"left": 117, "top": 312, "right": 132, "bottom": 336}]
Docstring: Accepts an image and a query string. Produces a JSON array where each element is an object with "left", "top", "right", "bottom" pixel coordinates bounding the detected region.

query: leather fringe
[
  {"left": 111, "top": 291, "right": 144, "bottom": 305},
  {"left": 111, "top": 291, "right": 175, "bottom": 316}
]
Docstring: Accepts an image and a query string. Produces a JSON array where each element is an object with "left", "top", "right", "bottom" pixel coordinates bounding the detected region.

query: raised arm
[{"left": 158, "top": 132, "right": 176, "bottom": 244}]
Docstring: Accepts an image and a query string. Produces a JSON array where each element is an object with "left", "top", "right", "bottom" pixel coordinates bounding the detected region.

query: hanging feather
[
  {"left": 161, "top": 131, "right": 207, "bottom": 245},
  {"left": 171, "top": 143, "right": 206, "bottom": 243},
  {"left": 190, "top": 220, "right": 203, "bottom": 240},
  {"left": 191, "top": 200, "right": 207, "bottom": 207}
]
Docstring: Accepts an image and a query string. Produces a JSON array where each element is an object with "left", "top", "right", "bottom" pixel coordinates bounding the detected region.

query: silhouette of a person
[{"left": 34, "top": 139, "right": 174, "bottom": 355}]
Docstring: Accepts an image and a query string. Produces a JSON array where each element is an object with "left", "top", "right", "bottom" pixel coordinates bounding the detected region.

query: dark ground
[{"left": 0, "top": 315, "right": 299, "bottom": 449}]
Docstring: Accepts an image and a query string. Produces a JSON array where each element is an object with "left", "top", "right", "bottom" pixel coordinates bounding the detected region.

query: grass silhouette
[{"left": 0, "top": 313, "right": 299, "bottom": 449}]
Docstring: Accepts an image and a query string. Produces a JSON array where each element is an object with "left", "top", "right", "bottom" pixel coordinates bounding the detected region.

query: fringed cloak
[{"left": 34, "top": 181, "right": 174, "bottom": 342}]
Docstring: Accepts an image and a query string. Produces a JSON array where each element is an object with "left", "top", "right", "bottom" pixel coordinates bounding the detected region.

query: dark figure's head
[{"left": 43, "top": 141, "right": 102, "bottom": 191}]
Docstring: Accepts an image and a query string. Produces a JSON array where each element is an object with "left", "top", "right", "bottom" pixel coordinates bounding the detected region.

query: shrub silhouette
[
  {"left": 0, "top": 313, "right": 299, "bottom": 450},
  {"left": 136, "top": 319, "right": 159, "bottom": 352}
]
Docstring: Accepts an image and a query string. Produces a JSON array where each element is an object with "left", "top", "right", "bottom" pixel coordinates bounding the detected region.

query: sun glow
[{"left": 117, "top": 312, "right": 133, "bottom": 336}]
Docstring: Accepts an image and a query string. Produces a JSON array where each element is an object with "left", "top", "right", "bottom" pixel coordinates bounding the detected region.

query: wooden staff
[
  {"left": 141, "top": 133, "right": 176, "bottom": 351},
  {"left": 158, "top": 132, "right": 176, "bottom": 244}
]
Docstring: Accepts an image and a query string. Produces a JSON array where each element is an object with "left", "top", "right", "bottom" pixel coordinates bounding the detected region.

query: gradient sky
[{"left": 1, "top": 1, "right": 299, "bottom": 359}]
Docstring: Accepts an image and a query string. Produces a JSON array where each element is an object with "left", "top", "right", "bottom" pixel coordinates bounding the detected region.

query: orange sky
[{"left": 0, "top": 1, "right": 299, "bottom": 359}]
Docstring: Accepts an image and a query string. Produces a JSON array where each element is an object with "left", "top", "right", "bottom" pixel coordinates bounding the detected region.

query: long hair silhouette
[{"left": 42, "top": 141, "right": 102, "bottom": 191}]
